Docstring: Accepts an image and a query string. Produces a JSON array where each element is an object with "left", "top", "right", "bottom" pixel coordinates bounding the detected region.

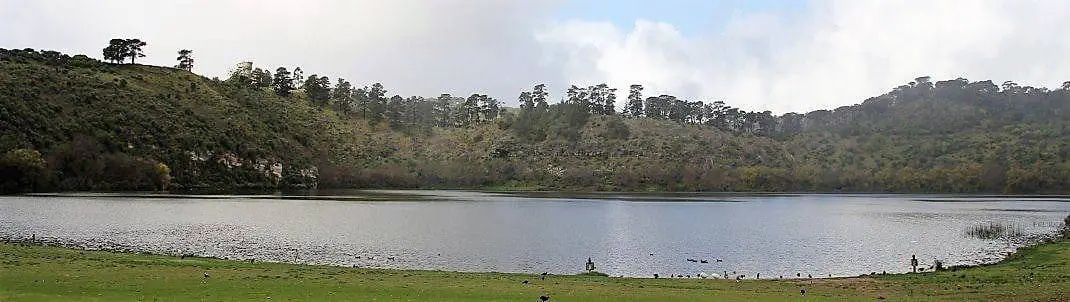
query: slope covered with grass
[{"left": 2, "top": 48, "right": 1069, "bottom": 193}]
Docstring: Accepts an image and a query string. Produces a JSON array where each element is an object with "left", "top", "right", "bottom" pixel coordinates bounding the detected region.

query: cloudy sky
[{"left": 3, "top": 0, "right": 1069, "bottom": 113}]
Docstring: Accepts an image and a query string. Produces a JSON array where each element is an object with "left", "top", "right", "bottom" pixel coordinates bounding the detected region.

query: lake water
[{"left": 1, "top": 191, "right": 1068, "bottom": 278}]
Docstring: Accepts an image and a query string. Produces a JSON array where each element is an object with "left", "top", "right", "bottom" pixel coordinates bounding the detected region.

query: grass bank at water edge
[{"left": 1, "top": 240, "right": 1069, "bottom": 301}]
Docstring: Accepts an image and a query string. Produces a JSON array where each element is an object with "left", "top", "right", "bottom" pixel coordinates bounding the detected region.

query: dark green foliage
[
  {"left": 626, "top": 84, "right": 643, "bottom": 117},
  {"left": 1062, "top": 215, "right": 1070, "bottom": 239},
  {"left": 102, "top": 39, "right": 126, "bottom": 63},
  {"left": 175, "top": 49, "right": 193, "bottom": 71},
  {"left": 303, "top": 74, "right": 331, "bottom": 105},
  {"left": 125, "top": 39, "right": 146, "bottom": 64},
  {"left": 4, "top": 48, "right": 1070, "bottom": 194},
  {"left": 366, "top": 83, "right": 387, "bottom": 123},
  {"left": 331, "top": 78, "right": 353, "bottom": 114},
  {"left": 518, "top": 91, "right": 534, "bottom": 112},
  {"left": 272, "top": 67, "right": 294, "bottom": 96},
  {"left": 250, "top": 68, "right": 271, "bottom": 88},
  {"left": 102, "top": 38, "right": 146, "bottom": 64},
  {"left": 0, "top": 149, "right": 46, "bottom": 193}
]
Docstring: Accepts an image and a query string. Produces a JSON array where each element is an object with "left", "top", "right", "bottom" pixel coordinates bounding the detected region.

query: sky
[{"left": 2, "top": 0, "right": 1069, "bottom": 113}]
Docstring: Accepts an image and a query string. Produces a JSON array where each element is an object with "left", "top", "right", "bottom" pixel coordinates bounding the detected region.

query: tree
[
  {"left": 481, "top": 95, "right": 501, "bottom": 120},
  {"left": 387, "top": 95, "right": 405, "bottom": 129},
  {"left": 303, "top": 74, "right": 331, "bottom": 105},
  {"left": 272, "top": 67, "right": 294, "bottom": 96},
  {"left": 332, "top": 78, "right": 354, "bottom": 114},
  {"left": 459, "top": 94, "right": 484, "bottom": 126},
  {"left": 626, "top": 84, "right": 644, "bottom": 117},
  {"left": 0, "top": 149, "right": 46, "bottom": 193},
  {"left": 292, "top": 67, "right": 305, "bottom": 87},
  {"left": 124, "top": 39, "right": 147, "bottom": 64},
  {"left": 250, "top": 68, "right": 272, "bottom": 89},
  {"left": 586, "top": 84, "right": 605, "bottom": 114},
  {"left": 367, "top": 83, "right": 387, "bottom": 122},
  {"left": 175, "top": 49, "right": 194, "bottom": 71},
  {"left": 102, "top": 39, "right": 127, "bottom": 63},
  {"left": 533, "top": 84, "right": 549, "bottom": 112},
  {"left": 403, "top": 96, "right": 432, "bottom": 136},
  {"left": 434, "top": 94, "right": 454, "bottom": 127},
  {"left": 153, "top": 163, "right": 171, "bottom": 191},
  {"left": 518, "top": 91, "right": 534, "bottom": 113},
  {"left": 566, "top": 85, "right": 584, "bottom": 105},
  {"left": 604, "top": 87, "right": 617, "bottom": 115}
]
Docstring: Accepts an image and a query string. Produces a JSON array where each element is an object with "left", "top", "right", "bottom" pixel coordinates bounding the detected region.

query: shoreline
[
  {"left": 0, "top": 231, "right": 1057, "bottom": 280},
  {"left": 2, "top": 238, "right": 1068, "bottom": 300},
  {"left": 14, "top": 189, "right": 1070, "bottom": 197}
]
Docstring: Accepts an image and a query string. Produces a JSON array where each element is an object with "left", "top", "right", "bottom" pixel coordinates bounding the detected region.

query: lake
[{"left": 1, "top": 191, "right": 1068, "bottom": 278}]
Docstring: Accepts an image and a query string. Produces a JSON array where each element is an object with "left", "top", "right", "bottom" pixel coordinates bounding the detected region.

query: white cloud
[{"left": 537, "top": 0, "right": 1070, "bottom": 113}]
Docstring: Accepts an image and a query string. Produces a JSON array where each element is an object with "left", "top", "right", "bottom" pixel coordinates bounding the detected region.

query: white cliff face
[
  {"left": 252, "top": 159, "right": 284, "bottom": 186},
  {"left": 183, "top": 150, "right": 319, "bottom": 188},
  {"left": 216, "top": 152, "right": 242, "bottom": 168}
]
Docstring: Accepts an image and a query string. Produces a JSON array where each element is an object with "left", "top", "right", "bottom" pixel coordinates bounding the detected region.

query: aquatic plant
[
  {"left": 1062, "top": 215, "right": 1070, "bottom": 239},
  {"left": 965, "top": 222, "right": 1023, "bottom": 240}
]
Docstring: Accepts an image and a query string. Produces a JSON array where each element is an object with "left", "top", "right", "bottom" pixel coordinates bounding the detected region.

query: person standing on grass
[{"left": 910, "top": 255, "right": 919, "bottom": 273}]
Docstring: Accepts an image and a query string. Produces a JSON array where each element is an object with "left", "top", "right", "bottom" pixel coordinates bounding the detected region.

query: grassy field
[{"left": 1, "top": 241, "right": 1068, "bottom": 301}]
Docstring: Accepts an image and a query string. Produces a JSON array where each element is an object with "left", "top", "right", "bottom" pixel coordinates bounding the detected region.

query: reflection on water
[{"left": 1, "top": 192, "right": 1068, "bottom": 278}]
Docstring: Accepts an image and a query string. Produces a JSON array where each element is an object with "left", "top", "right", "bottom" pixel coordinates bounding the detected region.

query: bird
[
  {"left": 203, "top": 272, "right": 210, "bottom": 279},
  {"left": 539, "top": 295, "right": 551, "bottom": 301},
  {"left": 700, "top": 260, "right": 709, "bottom": 264}
]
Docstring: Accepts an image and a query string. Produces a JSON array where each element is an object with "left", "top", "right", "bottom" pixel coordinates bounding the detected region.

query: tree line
[{"left": 5, "top": 41, "right": 1070, "bottom": 194}]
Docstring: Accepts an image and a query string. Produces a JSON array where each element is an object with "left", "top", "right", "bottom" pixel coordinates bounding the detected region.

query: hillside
[{"left": 1, "top": 48, "right": 1068, "bottom": 193}]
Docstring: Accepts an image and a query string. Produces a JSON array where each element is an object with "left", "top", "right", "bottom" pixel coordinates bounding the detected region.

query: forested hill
[{"left": 2, "top": 48, "right": 1068, "bottom": 194}]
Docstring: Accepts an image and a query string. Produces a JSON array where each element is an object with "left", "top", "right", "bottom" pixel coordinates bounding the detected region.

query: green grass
[{"left": 2, "top": 241, "right": 1069, "bottom": 301}]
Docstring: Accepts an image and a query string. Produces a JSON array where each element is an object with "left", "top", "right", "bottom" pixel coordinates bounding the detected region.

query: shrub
[
  {"left": 0, "top": 148, "right": 47, "bottom": 193},
  {"left": 1062, "top": 215, "right": 1070, "bottom": 239},
  {"left": 154, "top": 163, "right": 172, "bottom": 190}
]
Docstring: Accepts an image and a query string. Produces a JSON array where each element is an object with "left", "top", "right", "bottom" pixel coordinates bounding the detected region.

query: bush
[
  {"left": 1062, "top": 215, "right": 1070, "bottom": 239},
  {"left": 154, "top": 163, "right": 171, "bottom": 190},
  {"left": 0, "top": 148, "right": 47, "bottom": 194},
  {"left": 601, "top": 116, "right": 631, "bottom": 140}
]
